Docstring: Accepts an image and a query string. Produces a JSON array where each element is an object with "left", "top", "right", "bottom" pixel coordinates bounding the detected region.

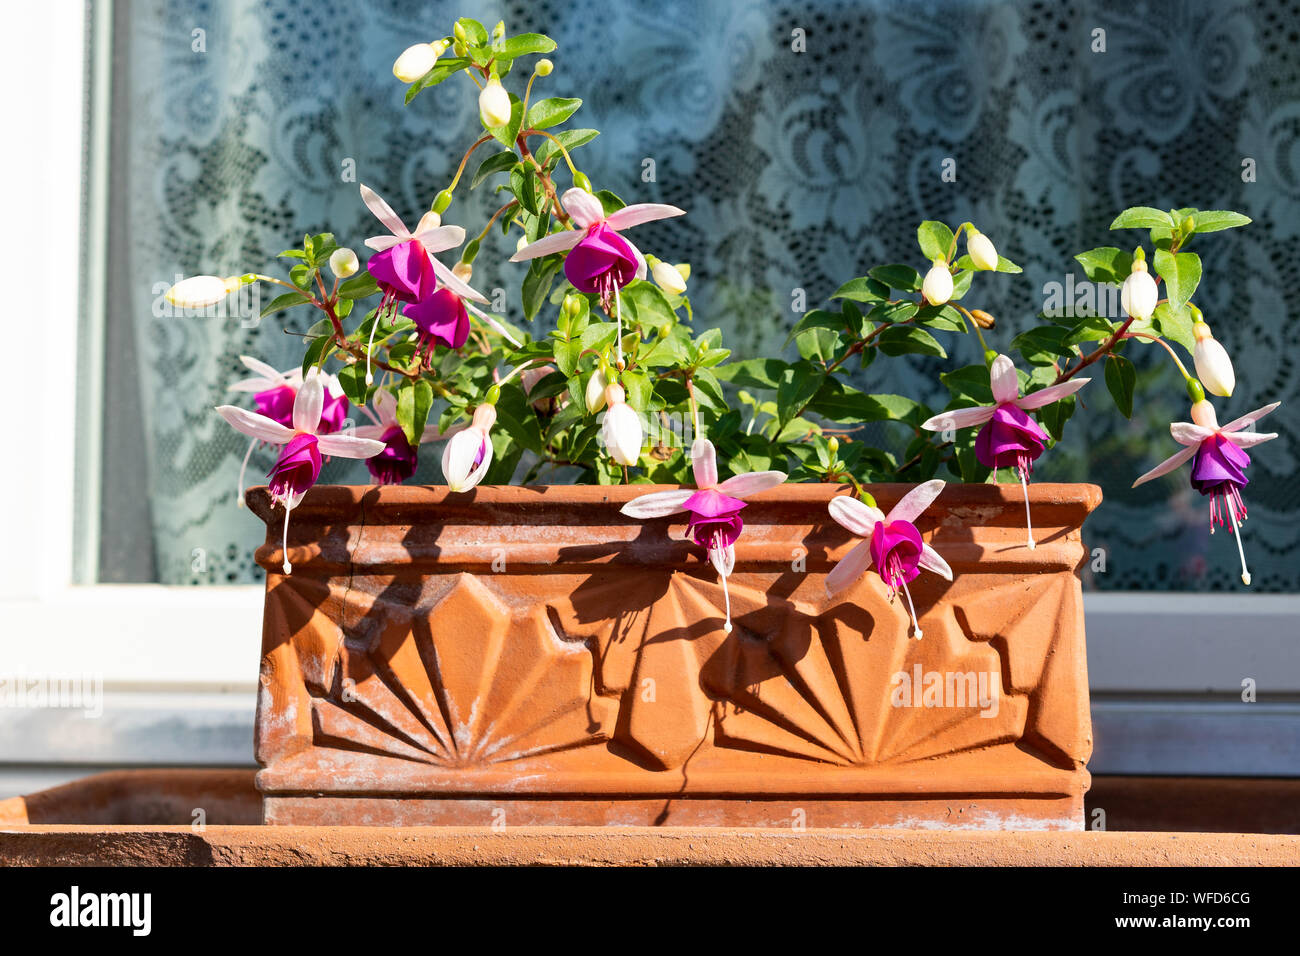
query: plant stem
[
  {"left": 1124, "top": 330, "right": 1192, "bottom": 379},
  {"left": 1053, "top": 316, "right": 1135, "bottom": 384},
  {"left": 447, "top": 134, "right": 493, "bottom": 194},
  {"left": 523, "top": 128, "right": 578, "bottom": 176}
]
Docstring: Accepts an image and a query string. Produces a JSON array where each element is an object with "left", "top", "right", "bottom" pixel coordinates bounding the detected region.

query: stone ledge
[{"left": 2, "top": 825, "right": 1296, "bottom": 867}]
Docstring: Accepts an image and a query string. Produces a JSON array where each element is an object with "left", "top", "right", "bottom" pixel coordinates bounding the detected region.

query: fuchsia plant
[{"left": 169, "top": 16, "right": 1279, "bottom": 603}]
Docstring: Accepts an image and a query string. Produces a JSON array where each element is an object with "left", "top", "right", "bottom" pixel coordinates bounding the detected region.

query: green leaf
[
  {"left": 471, "top": 150, "right": 519, "bottom": 190},
  {"left": 640, "top": 328, "right": 690, "bottom": 367},
  {"left": 338, "top": 273, "right": 379, "bottom": 299},
  {"left": 552, "top": 337, "right": 582, "bottom": 377},
  {"left": 914, "top": 304, "right": 965, "bottom": 333},
  {"left": 784, "top": 308, "right": 849, "bottom": 347},
  {"left": 526, "top": 96, "right": 581, "bottom": 129},
  {"left": 941, "top": 365, "right": 994, "bottom": 404},
  {"left": 716, "top": 358, "right": 790, "bottom": 390},
  {"left": 620, "top": 281, "right": 676, "bottom": 333},
  {"left": 1153, "top": 249, "right": 1201, "bottom": 310},
  {"left": 1104, "top": 354, "right": 1136, "bottom": 418},
  {"left": 994, "top": 256, "right": 1023, "bottom": 274},
  {"left": 289, "top": 263, "right": 314, "bottom": 291},
  {"left": 917, "top": 220, "right": 955, "bottom": 262},
  {"left": 1152, "top": 301, "right": 1196, "bottom": 353},
  {"left": 1110, "top": 206, "right": 1175, "bottom": 230},
  {"left": 1063, "top": 315, "right": 1116, "bottom": 346},
  {"left": 579, "top": 321, "right": 619, "bottom": 355},
  {"left": 1074, "top": 246, "right": 1133, "bottom": 285},
  {"left": 692, "top": 368, "right": 727, "bottom": 409},
  {"left": 877, "top": 326, "right": 946, "bottom": 358},
  {"left": 404, "top": 57, "right": 471, "bottom": 104},
  {"left": 796, "top": 326, "right": 842, "bottom": 362},
  {"left": 867, "top": 264, "right": 922, "bottom": 292},
  {"left": 868, "top": 301, "right": 919, "bottom": 324},
  {"left": 809, "top": 383, "right": 929, "bottom": 426},
  {"left": 498, "top": 33, "right": 557, "bottom": 58},
  {"left": 776, "top": 362, "right": 825, "bottom": 426},
  {"left": 830, "top": 276, "right": 890, "bottom": 304},
  {"left": 1036, "top": 393, "right": 1076, "bottom": 442},
  {"left": 456, "top": 17, "right": 489, "bottom": 46},
  {"left": 948, "top": 269, "right": 974, "bottom": 301},
  {"left": 1185, "top": 210, "right": 1251, "bottom": 234},
  {"left": 536, "top": 128, "right": 599, "bottom": 165},
  {"left": 300, "top": 335, "right": 332, "bottom": 376},
  {"left": 511, "top": 166, "right": 541, "bottom": 215},
  {"left": 491, "top": 381, "right": 545, "bottom": 455},
  {"left": 588, "top": 192, "right": 623, "bottom": 219},
  {"left": 1012, "top": 326, "right": 1071, "bottom": 365},
  {"left": 396, "top": 378, "right": 435, "bottom": 446},
  {"left": 522, "top": 256, "right": 562, "bottom": 320},
  {"left": 335, "top": 364, "right": 373, "bottom": 407},
  {"left": 260, "top": 290, "right": 312, "bottom": 318}
]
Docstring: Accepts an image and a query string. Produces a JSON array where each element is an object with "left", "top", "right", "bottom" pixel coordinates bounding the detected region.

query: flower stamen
[
  {"left": 1226, "top": 491, "right": 1252, "bottom": 586},
  {"left": 1019, "top": 460, "right": 1035, "bottom": 550},
  {"left": 712, "top": 531, "right": 733, "bottom": 635}
]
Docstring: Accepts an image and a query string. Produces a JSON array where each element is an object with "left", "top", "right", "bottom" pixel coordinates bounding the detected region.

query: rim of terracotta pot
[{"left": 244, "top": 482, "right": 1102, "bottom": 575}]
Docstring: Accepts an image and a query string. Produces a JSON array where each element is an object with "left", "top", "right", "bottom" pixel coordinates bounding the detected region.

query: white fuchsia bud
[
  {"left": 967, "top": 230, "right": 998, "bottom": 271},
  {"left": 479, "top": 76, "right": 512, "bottom": 128},
  {"left": 328, "top": 247, "right": 359, "bottom": 279},
  {"left": 165, "top": 275, "right": 243, "bottom": 310},
  {"left": 601, "top": 384, "right": 643, "bottom": 466},
  {"left": 585, "top": 367, "right": 609, "bottom": 412},
  {"left": 1121, "top": 260, "right": 1158, "bottom": 321},
  {"left": 415, "top": 210, "right": 442, "bottom": 233},
  {"left": 921, "top": 258, "right": 953, "bottom": 305},
  {"left": 442, "top": 405, "right": 497, "bottom": 492},
  {"left": 1190, "top": 398, "right": 1219, "bottom": 429},
  {"left": 1192, "top": 321, "right": 1235, "bottom": 397},
  {"left": 453, "top": 261, "right": 473, "bottom": 283},
  {"left": 650, "top": 259, "right": 687, "bottom": 296},
  {"left": 393, "top": 42, "right": 442, "bottom": 84}
]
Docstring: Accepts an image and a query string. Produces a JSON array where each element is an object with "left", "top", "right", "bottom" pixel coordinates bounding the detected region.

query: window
[{"left": 1, "top": 0, "right": 1295, "bottom": 798}]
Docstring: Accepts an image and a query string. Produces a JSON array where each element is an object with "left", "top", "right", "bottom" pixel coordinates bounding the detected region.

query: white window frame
[{"left": 0, "top": 1, "right": 1294, "bottom": 794}]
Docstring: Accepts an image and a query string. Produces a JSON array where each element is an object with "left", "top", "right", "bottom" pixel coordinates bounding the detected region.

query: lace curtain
[{"left": 102, "top": 0, "right": 1297, "bottom": 589}]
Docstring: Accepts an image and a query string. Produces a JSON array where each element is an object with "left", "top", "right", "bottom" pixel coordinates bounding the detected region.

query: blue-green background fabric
[{"left": 107, "top": 0, "right": 1296, "bottom": 589}]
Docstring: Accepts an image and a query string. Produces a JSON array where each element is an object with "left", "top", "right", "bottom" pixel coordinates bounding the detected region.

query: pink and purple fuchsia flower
[
  {"left": 826, "top": 480, "right": 953, "bottom": 640},
  {"left": 921, "top": 354, "right": 1090, "bottom": 549},
  {"left": 405, "top": 287, "right": 471, "bottom": 353},
  {"left": 510, "top": 188, "right": 685, "bottom": 311},
  {"left": 359, "top": 183, "right": 488, "bottom": 383},
  {"left": 353, "top": 388, "right": 455, "bottom": 486},
  {"left": 1132, "top": 399, "right": 1280, "bottom": 585},
  {"left": 215, "top": 371, "right": 385, "bottom": 573},
  {"left": 620, "top": 438, "right": 787, "bottom": 633},
  {"left": 226, "top": 356, "right": 351, "bottom": 507}
]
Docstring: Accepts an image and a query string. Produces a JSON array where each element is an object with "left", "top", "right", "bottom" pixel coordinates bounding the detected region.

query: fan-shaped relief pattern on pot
[
  {"left": 308, "top": 574, "right": 617, "bottom": 766},
  {"left": 702, "top": 577, "right": 1030, "bottom": 766}
]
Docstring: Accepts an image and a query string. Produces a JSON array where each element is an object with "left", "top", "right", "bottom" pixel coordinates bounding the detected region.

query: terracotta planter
[{"left": 247, "top": 482, "right": 1101, "bottom": 829}]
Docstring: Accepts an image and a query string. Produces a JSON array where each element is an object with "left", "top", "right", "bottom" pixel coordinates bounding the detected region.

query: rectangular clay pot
[{"left": 247, "top": 482, "right": 1101, "bottom": 829}]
